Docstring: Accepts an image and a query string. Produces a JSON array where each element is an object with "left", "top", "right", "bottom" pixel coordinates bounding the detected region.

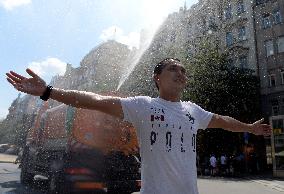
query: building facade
[
  {"left": 254, "top": 0, "right": 284, "bottom": 118},
  {"left": 219, "top": 0, "right": 258, "bottom": 72},
  {"left": 253, "top": 0, "right": 284, "bottom": 177}
]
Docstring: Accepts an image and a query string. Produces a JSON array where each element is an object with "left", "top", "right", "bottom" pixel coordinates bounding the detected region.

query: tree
[{"left": 183, "top": 41, "right": 262, "bottom": 160}]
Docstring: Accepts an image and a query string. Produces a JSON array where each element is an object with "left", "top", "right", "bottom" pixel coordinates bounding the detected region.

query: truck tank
[{"left": 21, "top": 102, "right": 141, "bottom": 194}]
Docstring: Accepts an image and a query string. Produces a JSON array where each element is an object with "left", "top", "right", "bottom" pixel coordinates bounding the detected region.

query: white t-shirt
[
  {"left": 120, "top": 96, "right": 213, "bottom": 194},
  {"left": 210, "top": 156, "right": 217, "bottom": 167},
  {"left": 221, "top": 155, "right": 226, "bottom": 165}
]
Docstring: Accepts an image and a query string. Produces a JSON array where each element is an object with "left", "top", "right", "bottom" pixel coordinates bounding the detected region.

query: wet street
[
  {"left": 0, "top": 157, "right": 284, "bottom": 194},
  {"left": 198, "top": 176, "right": 284, "bottom": 194},
  {"left": 0, "top": 162, "right": 46, "bottom": 194}
]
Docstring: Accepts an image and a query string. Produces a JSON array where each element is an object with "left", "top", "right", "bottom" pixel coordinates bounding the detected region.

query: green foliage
[
  {"left": 183, "top": 41, "right": 261, "bottom": 157},
  {"left": 183, "top": 43, "right": 260, "bottom": 122}
]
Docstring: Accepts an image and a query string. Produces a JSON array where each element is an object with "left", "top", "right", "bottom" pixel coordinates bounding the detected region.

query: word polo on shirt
[{"left": 149, "top": 107, "right": 196, "bottom": 153}]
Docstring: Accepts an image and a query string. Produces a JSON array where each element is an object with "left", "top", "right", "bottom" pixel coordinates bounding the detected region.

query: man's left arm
[{"left": 207, "top": 114, "right": 272, "bottom": 136}]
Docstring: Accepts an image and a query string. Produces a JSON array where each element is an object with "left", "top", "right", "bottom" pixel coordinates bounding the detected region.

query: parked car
[
  {"left": 4, "top": 145, "right": 18, "bottom": 155},
  {"left": 0, "top": 144, "right": 10, "bottom": 153}
]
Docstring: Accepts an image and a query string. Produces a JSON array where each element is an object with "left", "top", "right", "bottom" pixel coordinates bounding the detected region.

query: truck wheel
[
  {"left": 20, "top": 147, "right": 35, "bottom": 185},
  {"left": 49, "top": 172, "right": 61, "bottom": 194},
  {"left": 20, "top": 153, "right": 35, "bottom": 185},
  {"left": 20, "top": 164, "right": 34, "bottom": 185},
  {"left": 108, "top": 190, "right": 131, "bottom": 194},
  {"left": 107, "top": 186, "right": 132, "bottom": 194},
  {"left": 48, "top": 172, "right": 69, "bottom": 194}
]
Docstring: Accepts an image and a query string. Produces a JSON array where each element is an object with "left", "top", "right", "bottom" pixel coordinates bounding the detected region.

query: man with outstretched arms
[{"left": 6, "top": 58, "right": 271, "bottom": 194}]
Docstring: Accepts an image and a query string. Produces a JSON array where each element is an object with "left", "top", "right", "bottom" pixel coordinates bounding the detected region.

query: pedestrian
[
  {"left": 210, "top": 154, "right": 217, "bottom": 176},
  {"left": 220, "top": 154, "right": 227, "bottom": 176},
  {"left": 6, "top": 58, "right": 272, "bottom": 194}
]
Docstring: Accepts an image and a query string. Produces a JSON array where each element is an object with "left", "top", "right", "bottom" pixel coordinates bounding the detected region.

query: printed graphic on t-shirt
[
  {"left": 149, "top": 106, "right": 196, "bottom": 153},
  {"left": 186, "top": 112, "right": 195, "bottom": 124}
]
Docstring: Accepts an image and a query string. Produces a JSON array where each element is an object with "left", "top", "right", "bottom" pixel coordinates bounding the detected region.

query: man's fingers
[
  {"left": 6, "top": 73, "right": 22, "bottom": 83},
  {"left": 254, "top": 118, "right": 264, "bottom": 125},
  {"left": 261, "top": 124, "right": 272, "bottom": 136},
  {"left": 258, "top": 118, "right": 264, "bottom": 123},
  {"left": 6, "top": 77, "right": 17, "bottom": 87},
  {"left": 264, "top": 128, "right": 272, "bottom": 136},
  {"left": 9, "top": 71, "right": 26, "bottom": 80},
  {"left": 7, "top": 78, "right": 24, "bottom": 92},
  {"left": 26, "top": 68, "right": 39, "bottom": 78},
  {"left": 7, "top": 77, "right": 18, "bottom": 88}
]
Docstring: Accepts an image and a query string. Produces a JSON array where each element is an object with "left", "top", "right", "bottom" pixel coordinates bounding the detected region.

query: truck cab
[{"left": 21, "top": 103, "right": 141, "bottom": 194}]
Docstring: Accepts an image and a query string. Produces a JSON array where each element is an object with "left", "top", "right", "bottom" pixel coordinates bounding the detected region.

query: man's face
[{"left": 154, "top": 61, "right": 188, "bottom": 93}]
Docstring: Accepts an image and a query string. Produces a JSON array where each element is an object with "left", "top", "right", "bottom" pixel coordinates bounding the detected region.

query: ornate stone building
[
  {"left": 48, "top": 40, "right": 132, "bottom": 107},
  {"left": 253, "top": 0, "right": 284, "bottom": 117},
  {"left": 253, "top": 0, "right": 284, "bottom": 177},
  {"left": 218, "top": 0, "right": 258, "bottom": 72}
]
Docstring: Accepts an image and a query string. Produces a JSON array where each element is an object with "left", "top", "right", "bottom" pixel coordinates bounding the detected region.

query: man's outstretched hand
[
  {"left": 6, "top": 68, "right": 47, "bottom": 96},
  {"left": 250, "top": 118, "right": 272, "bottom": 137}
]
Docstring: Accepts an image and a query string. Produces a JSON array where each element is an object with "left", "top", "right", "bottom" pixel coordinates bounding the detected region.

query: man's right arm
[
  {"left": 50, "top": 88, "right": 124, "bottom": 119},
  {"left": 6, "top": 68, "right": 124, "bottom": 119}
]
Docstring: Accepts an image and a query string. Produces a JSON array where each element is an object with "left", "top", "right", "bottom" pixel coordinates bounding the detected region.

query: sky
[{"left": 0, "top": 0, "right": 198, "bottom": 119}]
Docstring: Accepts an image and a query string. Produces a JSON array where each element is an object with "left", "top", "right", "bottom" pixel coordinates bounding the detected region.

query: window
[
  {"left": 256, "top": 0, "right": 265, "bottom": 5},
  {"left": 239, "top": 56, "right": 248, "bottom": 69},
  {"left": 208, "top": 16, "right": 217, "bottom": 31},
  {"left": 277, "top": 37, "right": 284, "bottom": 53},
  {"left": 226, "top": 32, "right": 233, "bottom": 47},
  {"left": 281, "top": 99, "right": 284, "bottom": 115},
  {"left": 281, "top": 70, "right": 284, "bottom": 85},
  {"left": 227, "top": 58, "right": 234, "bottom": 67},
  {"left": 238, "top": 27, "right": 246, "bottom": 41},
  {"left": 170, "top": 33, "right": 176, "bottom": 42},
  {"left": 269, "top": 74, "right": 276, "bottom": 87},
  {"left": 273, "top": 9, "right": 282, "bottom": 25},
  {"left": 262, "top": 15, "right": 272, "bottom": 29},
  {"left": 237, "top": 1, "right": 245, "bottom": 15},
  {"left": 272, "top": 105, "right": 279, "bottom": 116},
  {"left": 256, "top": 0, "right": 270, "bottom": 6},
  {"left": 265, "top": 40, "right": 274, "bottom": 57},
  {"left": 224, "top": 4, "right": 232, "bottom": 20},
  {"left": 271, "top": 99, "right": 279, "bottom": 116}
]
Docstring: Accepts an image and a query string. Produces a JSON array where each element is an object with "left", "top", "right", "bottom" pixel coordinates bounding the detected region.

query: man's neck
[{"left": 159, "top": 91, "right": 181, "bottom": 102}]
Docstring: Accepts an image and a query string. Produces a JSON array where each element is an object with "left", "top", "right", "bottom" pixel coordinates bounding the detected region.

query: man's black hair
[
  {"left": 153, "top": 58, "right": 181, "bottom": 90},
  {"left": 154, "top": 58, "right": 181, "bottom": 75}
]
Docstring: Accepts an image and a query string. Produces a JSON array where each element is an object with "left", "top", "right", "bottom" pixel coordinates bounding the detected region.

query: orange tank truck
[{"left": 20, "top": 102, "right": 141, "bottom": 194}]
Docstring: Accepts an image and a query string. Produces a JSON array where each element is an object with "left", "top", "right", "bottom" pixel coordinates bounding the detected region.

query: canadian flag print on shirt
[{"left": 150, "top": 107, "right": 165, "bottom": 122}]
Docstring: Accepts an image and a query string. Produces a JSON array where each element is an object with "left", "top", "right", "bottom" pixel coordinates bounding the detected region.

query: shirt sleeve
[
  {"left": 120, "top": 96, "right": 149, "bottom": 129},
  {"left": 193, "top": 103, "right": 213, "bottom": 130}
]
